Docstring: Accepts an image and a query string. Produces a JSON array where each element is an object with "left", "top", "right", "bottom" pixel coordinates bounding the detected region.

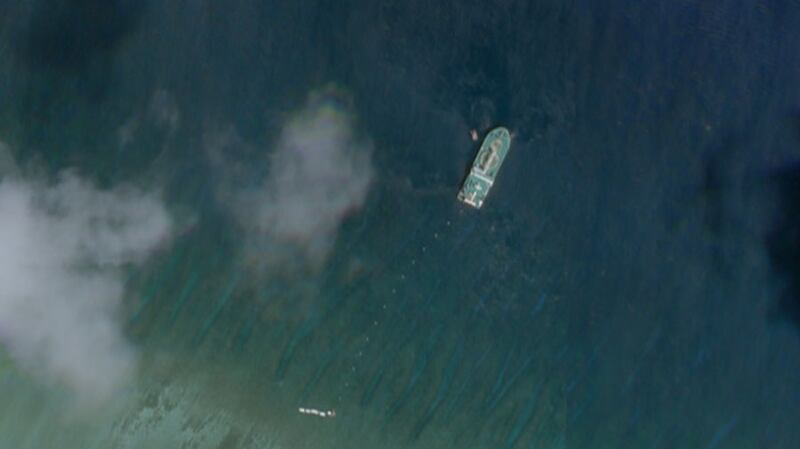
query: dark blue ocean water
[{"left": 1, "top": 1, "right": 800, "bottom": 448}]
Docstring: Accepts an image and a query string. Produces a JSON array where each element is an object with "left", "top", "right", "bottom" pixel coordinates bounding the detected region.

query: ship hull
[{"left": 457, "top": 127, "right": 511, "bottom": 209}]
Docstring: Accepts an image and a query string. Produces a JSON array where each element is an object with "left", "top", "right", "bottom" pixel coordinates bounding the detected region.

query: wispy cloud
[
  {"left": 118, "top": 89, "right": 180, "bottom": 149},
  {"left": 0, "top": 151, "right": 173, "bottom": 407},
  {"left": 211, "top": 87, "right": 373, "bottom": 272}
]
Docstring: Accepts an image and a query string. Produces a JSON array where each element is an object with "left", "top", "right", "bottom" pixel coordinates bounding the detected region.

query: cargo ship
[{"left": 457, "top": 126, "right": 511, "bottom": 209}]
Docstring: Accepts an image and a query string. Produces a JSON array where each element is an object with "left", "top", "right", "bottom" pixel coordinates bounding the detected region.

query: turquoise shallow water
[{"left": 1, "top": 1, "right": 800, "bottom": 448}]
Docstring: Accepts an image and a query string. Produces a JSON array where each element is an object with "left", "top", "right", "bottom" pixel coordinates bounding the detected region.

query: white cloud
[
  {"left": 214, "top": 88, "right": 373, "bottom": 271},
  {"left": 0, "top": 164, "right": 173, "bottom": 407}
]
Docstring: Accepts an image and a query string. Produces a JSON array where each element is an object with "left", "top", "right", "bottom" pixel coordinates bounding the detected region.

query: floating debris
[{"left": 298, "top": 407, "right": 336, "bottom": 418}]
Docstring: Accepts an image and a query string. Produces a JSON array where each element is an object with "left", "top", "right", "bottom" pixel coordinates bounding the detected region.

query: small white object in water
[
  {"left": 299, "top": 407, "right": 336, "bottom": 418},
  {"left": 470, "top": 129, "right": 479, "bottom": 141}
]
